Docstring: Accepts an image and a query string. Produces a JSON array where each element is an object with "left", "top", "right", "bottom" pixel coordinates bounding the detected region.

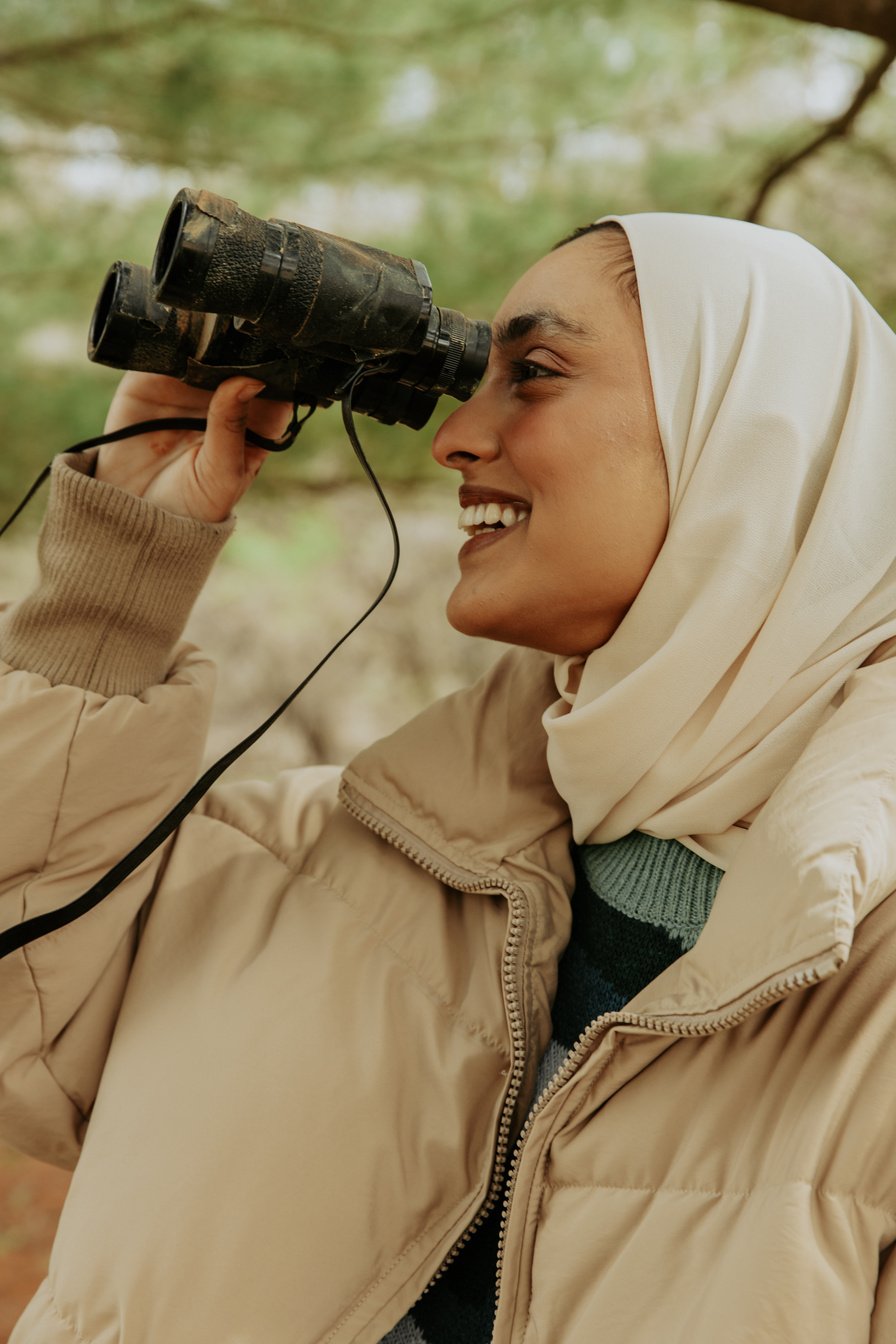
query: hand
[{"left": 95, "top": 372, "right": 294, "bottom": 523}]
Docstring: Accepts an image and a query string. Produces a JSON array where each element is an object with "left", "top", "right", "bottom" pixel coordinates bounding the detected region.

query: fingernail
[{"left": 236, "top": 380, "right": 266, "bottom": 402}]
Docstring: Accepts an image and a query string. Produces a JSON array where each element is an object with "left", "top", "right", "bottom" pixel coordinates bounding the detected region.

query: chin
[
  {"left": 445, "top": 594, "right": 573, "bottom": 656},
  {"left": 446, "top": 586, "right": 620, "bottom": 657}
]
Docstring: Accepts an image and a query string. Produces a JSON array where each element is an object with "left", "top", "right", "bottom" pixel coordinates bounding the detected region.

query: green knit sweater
[{"left": 381, "top": 830, "right": 725, "bottom": 1344}]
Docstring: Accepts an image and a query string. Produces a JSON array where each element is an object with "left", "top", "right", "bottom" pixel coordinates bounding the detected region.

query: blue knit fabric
[{"left": 380, "top": 832, "right": 724, "bottom": 1343}]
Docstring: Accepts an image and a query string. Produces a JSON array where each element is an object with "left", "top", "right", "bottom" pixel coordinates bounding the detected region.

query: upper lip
[{"left": 458, "top": 485, "right": 531, "bottom": 509}]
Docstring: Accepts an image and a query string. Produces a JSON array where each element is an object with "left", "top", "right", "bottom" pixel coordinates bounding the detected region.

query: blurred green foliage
[{"left": 0, "top": 0, "right": 893, "bottom": 506}]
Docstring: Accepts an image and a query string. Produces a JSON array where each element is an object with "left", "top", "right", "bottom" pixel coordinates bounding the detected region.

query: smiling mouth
[{"left": 458, "top": 501, "right": 531, "bottom": 538}]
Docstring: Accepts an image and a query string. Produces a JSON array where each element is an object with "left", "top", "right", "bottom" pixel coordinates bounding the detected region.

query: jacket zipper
[
  {"left": 492, "top": 947, "right": 846, "bottom": 1330},
  {"left": 339, "top": 782, "right": 533, "bottom": 1300},
  {"left": 341, "top": 780, "right": 850, "bottom": 1338}
]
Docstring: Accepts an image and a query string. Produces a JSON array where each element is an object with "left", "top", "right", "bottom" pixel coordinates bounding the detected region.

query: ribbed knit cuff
[{"left": 0, "top": 451, "right": 235, "bottom": 696}]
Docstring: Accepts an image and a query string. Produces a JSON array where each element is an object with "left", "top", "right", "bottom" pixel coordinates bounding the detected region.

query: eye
[{"left": 508, "top": 358, "right": 560, "bottom": 385}]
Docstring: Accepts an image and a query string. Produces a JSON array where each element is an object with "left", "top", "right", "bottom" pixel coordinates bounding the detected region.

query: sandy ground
[{"left": 0, "top": 479, "right": 504, "bottom": 1334}]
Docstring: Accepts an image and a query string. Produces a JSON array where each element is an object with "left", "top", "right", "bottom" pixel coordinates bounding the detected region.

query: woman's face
[{"left": 432, "top": 232, "right": 669, "bottom": 656}]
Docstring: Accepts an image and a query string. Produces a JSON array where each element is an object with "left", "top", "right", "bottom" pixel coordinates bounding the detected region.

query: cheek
[
  {"left": 529, "top": 454, "right": 666, "bottom": 593},
  {"left": 503, "top": 389, "right": 666, "bottom": 548}
]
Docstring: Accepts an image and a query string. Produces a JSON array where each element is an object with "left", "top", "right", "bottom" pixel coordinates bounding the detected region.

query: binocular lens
[
  {"left": 88, "top": 261, "right": 202, "bottom": 377},
  {"left": 88, "top": 265, "right": 123, "bottom": 360},
  {"left": 152, "top": 199, "right": 198, "bottom": 306}
]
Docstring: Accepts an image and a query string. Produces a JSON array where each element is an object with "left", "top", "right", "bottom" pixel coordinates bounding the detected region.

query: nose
[{"left": 431, "top": 383, "right": 500, "bottom": 472}]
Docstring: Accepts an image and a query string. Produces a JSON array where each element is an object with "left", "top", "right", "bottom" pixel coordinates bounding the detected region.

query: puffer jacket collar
[{"left": 341, "top": 648, "right": 896, "bottom": 1031}]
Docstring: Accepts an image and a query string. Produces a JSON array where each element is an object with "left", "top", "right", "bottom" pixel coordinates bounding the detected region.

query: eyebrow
[{"left": 491, "top": 308, "right": 596, "bottom": 350}]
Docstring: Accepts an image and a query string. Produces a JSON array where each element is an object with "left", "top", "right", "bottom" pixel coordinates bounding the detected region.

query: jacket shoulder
[{"left": 195, "top": 765, "right": 343, "bottom": 870}]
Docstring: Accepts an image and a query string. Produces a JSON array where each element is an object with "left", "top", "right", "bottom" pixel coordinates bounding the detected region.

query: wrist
[{"left": 0, "top": 452, "right": 234, "bottom": 695}]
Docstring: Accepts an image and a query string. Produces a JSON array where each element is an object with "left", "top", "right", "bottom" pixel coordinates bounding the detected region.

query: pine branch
[
  {"left": 0, "top": 0, "right": 571, "bottom": 68},
  {"left": 226, "top": 0, "right": 570, "bottom": 48},
  {"left": 0, "top": 8, "right": 215, "bottom": 67},
  {"left": 721, "top": 0, "right": 896, "bottom": 44},
  {"left": 744, "top": 40, "right": 896, "bottom": 221}
]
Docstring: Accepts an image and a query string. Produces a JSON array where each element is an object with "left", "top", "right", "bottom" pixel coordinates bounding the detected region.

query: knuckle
[{"left": 222, "top": 411, "right": 248, "bottom": 436}]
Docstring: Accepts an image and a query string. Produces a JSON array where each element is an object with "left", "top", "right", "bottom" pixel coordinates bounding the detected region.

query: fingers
[
  {"left": 101, "top": 374, "right": 293, "bottom": 520},
  {"left": 103, "top": 370, "right": 213, "bottom": 434}
]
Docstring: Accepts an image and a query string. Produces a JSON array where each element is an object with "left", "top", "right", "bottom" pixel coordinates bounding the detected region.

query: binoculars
[{"left": 88, "top": 188, "right": 492, "bottom": 430}]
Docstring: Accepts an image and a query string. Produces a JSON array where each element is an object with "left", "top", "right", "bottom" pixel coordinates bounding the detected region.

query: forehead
[{"left": 493, "top": 234, "right": 622, "bottom": 335}]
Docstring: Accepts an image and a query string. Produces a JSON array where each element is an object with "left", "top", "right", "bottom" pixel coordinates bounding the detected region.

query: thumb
[
  {"left": 202, "top": 377, "right": 267, "bottom": 470},
  {"left": 186, "top": 377, "right": 269, "bottom": 521}
]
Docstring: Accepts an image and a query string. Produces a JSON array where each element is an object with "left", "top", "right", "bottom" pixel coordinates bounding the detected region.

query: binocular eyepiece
[{"left": 88, "top": 188, "right": 492, "bottom": 430}]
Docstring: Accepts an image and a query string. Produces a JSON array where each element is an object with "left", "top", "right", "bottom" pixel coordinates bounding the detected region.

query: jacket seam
[
  {"left": 44, "top": 1282, "right": 90, "bottom": 1343},
  {"left": 542, "top": 1178, "right": 896, "bottom": 1217},
  {"left": 319, "top": 869, "right": 512, "bottom": 1061},
  {"left": 18, "top": 690, "right": 92, "bottom": 1125},
  {"left": 841, "top": 764, "right": 896, "bottom": 933},
  {"left": 184, "top": 810, "right": 512, "bottom": 1059},
  {"left": 191, "top": 803, "right": 298, "bottom": 873},
  {"left": 515, "top": 1038, "right": 623, "bottom": 1337}
]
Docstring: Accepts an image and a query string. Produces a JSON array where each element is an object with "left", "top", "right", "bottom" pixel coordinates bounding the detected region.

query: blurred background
[{"left": 1, "top": 0, "right": 894, "bottom": 1333}]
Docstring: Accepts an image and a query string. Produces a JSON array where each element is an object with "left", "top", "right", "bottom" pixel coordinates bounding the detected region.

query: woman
[{"left": 1, "top": 212, "right": 895, "bottom": 1343}]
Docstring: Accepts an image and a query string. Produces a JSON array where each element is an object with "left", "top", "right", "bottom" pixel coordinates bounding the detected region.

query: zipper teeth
[
  {"left": 339, "top": 788, "right": 531, "bottom": 1295},
  {"left": 492, "top": 959, "right": 827, "bottom": 1319}
]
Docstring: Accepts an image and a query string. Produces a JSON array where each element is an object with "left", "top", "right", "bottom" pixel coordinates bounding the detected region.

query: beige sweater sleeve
[{"left": 0, "top": 450, "right": 234, "bottom": 696}]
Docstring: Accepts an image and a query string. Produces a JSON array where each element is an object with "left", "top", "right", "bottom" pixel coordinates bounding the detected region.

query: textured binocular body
[{"left": 89, "top": 188, "right": 491, "bottom": 429}]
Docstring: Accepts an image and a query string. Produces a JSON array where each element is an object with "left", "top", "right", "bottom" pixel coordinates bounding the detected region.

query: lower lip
[{"left": 458, "top": 520, "right": 527, "bottom": 560}]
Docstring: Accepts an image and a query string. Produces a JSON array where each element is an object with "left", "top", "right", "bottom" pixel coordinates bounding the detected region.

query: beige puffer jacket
[{"left": 2, "top": 458, "right": 896, "bottom": 1344}]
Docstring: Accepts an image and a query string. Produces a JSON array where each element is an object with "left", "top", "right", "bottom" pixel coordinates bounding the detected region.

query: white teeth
[{"left": 457, "top": 500, "right": 531, "bottom": 536}]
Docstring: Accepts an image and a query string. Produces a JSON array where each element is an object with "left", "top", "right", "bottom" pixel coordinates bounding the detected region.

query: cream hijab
[{"left": 543, "top": 212, "right": 896, "bottom": 870}]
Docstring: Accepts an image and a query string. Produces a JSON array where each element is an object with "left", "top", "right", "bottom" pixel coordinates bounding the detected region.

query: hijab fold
[{"left": 544, "top": 213, "right": 896, "bottom": 870}]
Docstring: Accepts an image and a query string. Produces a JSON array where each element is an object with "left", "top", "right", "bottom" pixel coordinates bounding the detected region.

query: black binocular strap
[
  {"left": 0, "top": 403, "right": 313, "bottom": 545},
  {"left": 0, "top": 386, "right": 399, "bottom": 959}
]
